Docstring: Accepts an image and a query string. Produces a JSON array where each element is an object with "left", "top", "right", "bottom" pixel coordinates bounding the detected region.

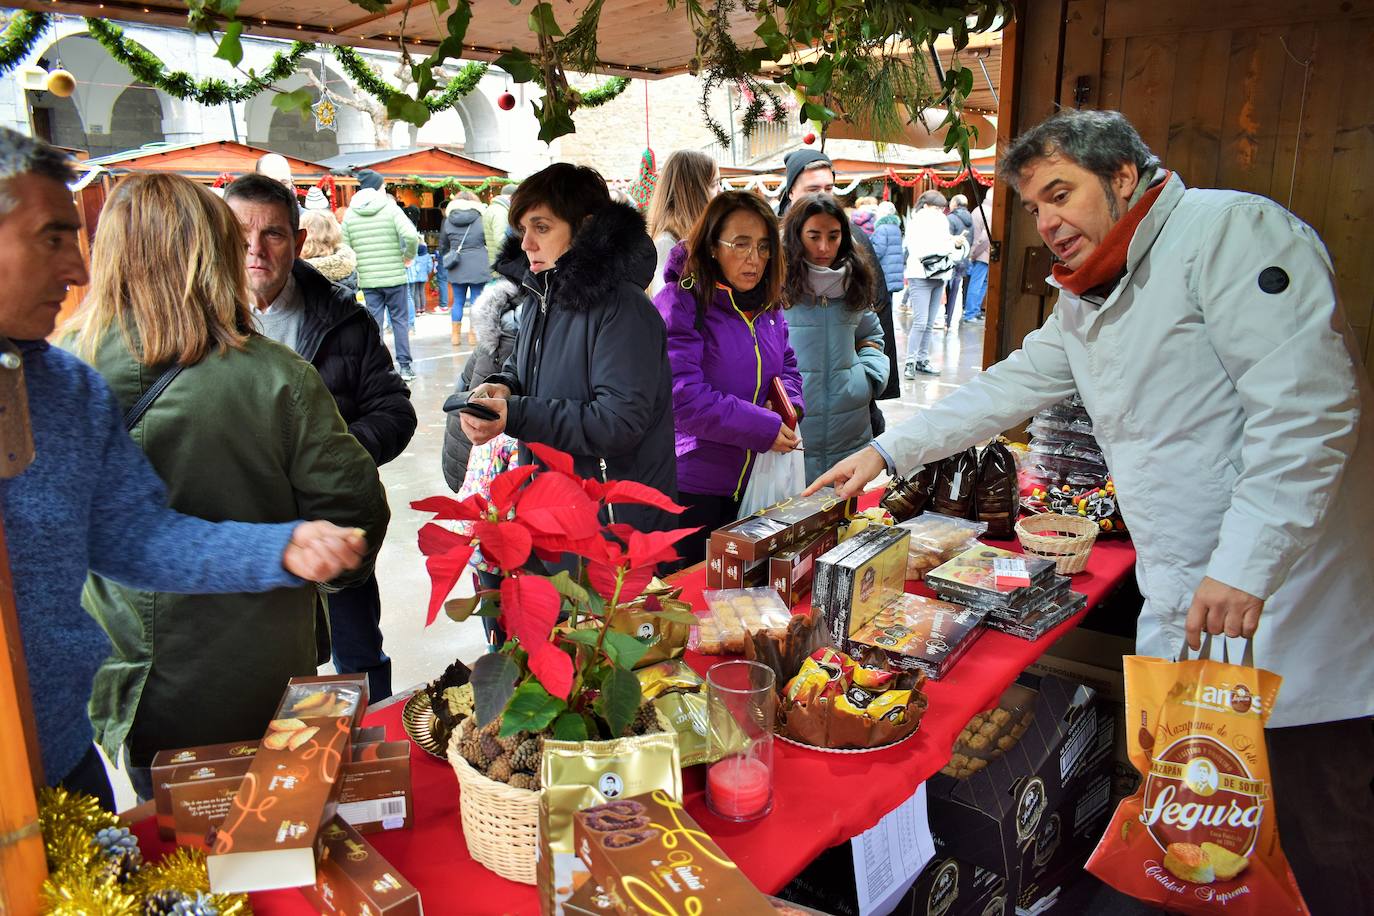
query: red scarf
[{"left": 1051, "top": 172, "right": 1169, "bottom": 296}]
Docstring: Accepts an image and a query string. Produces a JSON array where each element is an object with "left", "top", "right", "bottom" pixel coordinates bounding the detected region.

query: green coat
[
  {"left": 483, "top": 198, "right": 510, "bottom": 267},
  {"left": 79, "top": 331, "right": 391, "bottom": 767},
  {"left": 341, "top": 189, "right": 420, "bottom": 289}
]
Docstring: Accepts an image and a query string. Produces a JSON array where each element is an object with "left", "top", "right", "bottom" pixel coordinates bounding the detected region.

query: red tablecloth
[{"left": 131, "top": 538, "right": 1137, "bottom": 915}]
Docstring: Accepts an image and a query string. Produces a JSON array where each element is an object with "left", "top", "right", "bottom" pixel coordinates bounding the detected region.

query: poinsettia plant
[{"left": 413, "top": 443, "right": 698, "bottom": 741}]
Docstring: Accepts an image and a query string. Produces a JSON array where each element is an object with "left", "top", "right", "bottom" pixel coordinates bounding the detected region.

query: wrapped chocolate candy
[{"left": 932, "top": 447, "right": 979, "bottom": 519}]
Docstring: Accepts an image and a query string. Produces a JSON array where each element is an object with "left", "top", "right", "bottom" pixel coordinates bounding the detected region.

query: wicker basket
[
  {"left": 1016, "top": 512, "right": 1099, "bottom": 575},
  {"left": 447, "top": 723, "right": 540, "bottom": 885}
]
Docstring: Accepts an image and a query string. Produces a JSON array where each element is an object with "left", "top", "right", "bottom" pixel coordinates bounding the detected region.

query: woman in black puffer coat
[{"left": 460, "top": 163, "right": 677, "bottom": 536}]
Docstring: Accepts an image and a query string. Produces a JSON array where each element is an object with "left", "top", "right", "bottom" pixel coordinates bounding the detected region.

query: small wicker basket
[
  {"left": 447, "top": 723, "right": 540, "bottom": 884},
  {"left": 1016, "top": 512, "right": 1099, "bottom": 575}
]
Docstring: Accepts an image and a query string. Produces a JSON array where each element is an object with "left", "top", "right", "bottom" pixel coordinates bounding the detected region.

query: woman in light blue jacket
[{"left": 781, "top": 194, "right": 890, "bottom": 481}]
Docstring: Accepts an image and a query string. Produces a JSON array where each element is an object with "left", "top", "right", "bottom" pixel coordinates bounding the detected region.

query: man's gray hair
[
  {"left": 0, "top": 127, "right": 77, "bottom": 220},
  {"left": 950, "top": 194, "right": 968, "bottom": 209},
  {"left": 999, "top": 109, "right": 1160, "bottom": 193},
  {"left": 224, "top": 171, "right": 301, "bottom": 234}
]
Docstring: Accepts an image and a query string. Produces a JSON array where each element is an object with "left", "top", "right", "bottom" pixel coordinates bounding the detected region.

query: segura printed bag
[{"left": 1085, "top": 637, "right": 1309, "bottom": 914}]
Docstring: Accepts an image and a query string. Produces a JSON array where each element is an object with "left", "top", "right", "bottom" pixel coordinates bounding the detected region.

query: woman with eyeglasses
[
  {"left": 654, "top": 191, "right": 803, "bottom": 566},
  {"left": 781, "top": 194, "right": 889, "bottom": 482}
]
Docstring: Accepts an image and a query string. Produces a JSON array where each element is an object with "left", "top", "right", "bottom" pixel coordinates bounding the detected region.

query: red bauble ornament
[
  {"left": 498, "top": 92, "right": 516, "bottom": 111},
  {"left": 803, "top": 132, "right": 816, "bottom": 145}
]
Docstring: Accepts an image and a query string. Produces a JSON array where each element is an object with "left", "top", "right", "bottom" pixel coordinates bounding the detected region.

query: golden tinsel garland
[
  {"left": 40, "top": 869, "right": 141, "bottom": 916},
  {"left": 36, "top": 788, "right": 253, "bottom": 915},
  {"left": 131, "top": 847, "right": 253, "bottom": 916}
]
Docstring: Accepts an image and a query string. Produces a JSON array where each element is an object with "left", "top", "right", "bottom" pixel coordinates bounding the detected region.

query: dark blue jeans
[
  {"left": 450, "top": 283, "right": 484, "bottom": 325},
  {"left": 328, "top": 572, "right": 392, "bottom": 702},
  {"left": 964, "top": 261, "right": 989, "bottom": 319},
  {"left": 363, "top": 284, "right": 411, "bottom": 370},
  {"left": 435, "top": 261, "right": 451, "bottom": 309}
]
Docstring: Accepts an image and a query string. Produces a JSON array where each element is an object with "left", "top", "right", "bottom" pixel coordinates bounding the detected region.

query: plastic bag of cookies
[
  {"left": 698, "top": 588, "right": 795, "bottom": 654},
  {"left": 898, "top": 512, "right": 988, "bottom": 580}
]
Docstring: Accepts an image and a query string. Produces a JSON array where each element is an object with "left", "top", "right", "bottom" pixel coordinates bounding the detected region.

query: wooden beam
[{"left": 1103, "top": 0, "right": 1374, "bottom": 39}]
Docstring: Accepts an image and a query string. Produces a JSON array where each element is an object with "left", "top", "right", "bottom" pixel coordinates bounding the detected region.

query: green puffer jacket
[
  {"left": 341, "top": 188, "right": 419, "bottom": 289},
  {"left": 78, "top": 331, "right": 391, "bottom": 768},
  {"left": 787, "top": 297, "right": 890, "bottom": 481}
]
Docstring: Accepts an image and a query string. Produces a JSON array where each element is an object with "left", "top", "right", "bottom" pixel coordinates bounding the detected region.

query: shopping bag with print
[
  {"left": 738, "top": 448, "right": 806, "bottom": 519},
  {"left": 1085, "top": 637, "right": 1309, "bottom": 914}
]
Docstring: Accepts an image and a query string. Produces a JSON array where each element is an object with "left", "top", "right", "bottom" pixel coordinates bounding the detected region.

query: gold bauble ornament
[{"left": 46, "top": 68, "right": 77, "bottom": 98}]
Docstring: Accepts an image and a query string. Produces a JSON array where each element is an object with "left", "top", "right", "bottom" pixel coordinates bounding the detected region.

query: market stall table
[{"left": 129, "top": 538, "right": 1136, "bottom": 914}]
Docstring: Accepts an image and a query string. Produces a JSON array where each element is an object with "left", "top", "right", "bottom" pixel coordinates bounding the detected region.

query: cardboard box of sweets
[
  {"left": 710, "top": 489, "right": 854, "bottom": 564},
  {"left": 574, "top": 791, "right": 776, "bottom": 915},
  {"left": 1013, "top": 767, "right": 1113, "bottom": 915},
  {"left": 927, "top": 674, "right": 1111, "bottom": 883},
  {"left": 207, "top": 673, "right": 367, "bottom": 894},
  {"left": 985, "top": 576, "right": 1070, "bottom": 625},
  {"left": 820, "top": 526, "right": 911, "bottom": 651},
  {"left": 769, "top": 526, "right": 838, "bottom": 605},
  {"left": 158, "top": 737, "right": 408, "bottom": 847},
  {"left": 152, "top": 726, "right": 387, "bottom": 841},
  {"left": 926, "top": 545, "right": 1056, "bottom": 609},
  {"left": 846, "top": 593, "right": 988, "bottom": 679},
  {"left": 300, "top": 816, "right": 423, "bottom": 916},
  {"left": 987, "top": 591, "right": 1086, "bottom": 642}
]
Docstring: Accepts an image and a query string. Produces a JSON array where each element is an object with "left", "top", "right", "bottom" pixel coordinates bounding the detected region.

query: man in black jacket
[{"left": 225, "top": 174, "right": 416, "bottom": 700}]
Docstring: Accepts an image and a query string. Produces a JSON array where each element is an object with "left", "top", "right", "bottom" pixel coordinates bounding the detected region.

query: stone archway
[{"left": 245, "top": 62, "right": 366, "bottom": 159}]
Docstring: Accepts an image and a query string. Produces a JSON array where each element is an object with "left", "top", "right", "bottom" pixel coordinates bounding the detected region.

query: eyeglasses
[{"left": 716, "top": 239, "right": 773, "bottom": 260}]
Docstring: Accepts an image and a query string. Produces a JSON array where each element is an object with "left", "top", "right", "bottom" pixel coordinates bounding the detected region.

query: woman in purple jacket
[{"left": 654, "top": 192, "right": 804, "bottom": 565}]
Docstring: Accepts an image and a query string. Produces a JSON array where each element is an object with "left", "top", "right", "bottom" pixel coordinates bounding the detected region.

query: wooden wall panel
[
  {"left": 1104, "top": 0, "right": 1370, "bottom": 39},
  {"left": 1166, "top": 30, "right": 1231, "bottom": 188},
  {"left": 1214, "top": 28, "right": 1290, "bottom": 197},
  {"left": 1097, "top": 37, "right": 1126, "bottom": 111},
  {"left": 1324, "top": 24, "right": 1374, "bottom": 353},
  {"left": 1060, "top": 0, "right": 1106, "bottom": 107},
  {"left": 1279, "top": 22, "right": 1345, "bottom": 234},
  {"left": 1118, "top": 35, "right": 1181, "bottom": 157}
]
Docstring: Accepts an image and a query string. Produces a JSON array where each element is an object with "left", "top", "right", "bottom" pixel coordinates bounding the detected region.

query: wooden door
[{"left": 996, "top": 0, "right": 1374, "bottom": 377}]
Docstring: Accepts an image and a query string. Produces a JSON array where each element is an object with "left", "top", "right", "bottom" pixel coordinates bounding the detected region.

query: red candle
[{"left": 707, "top": 756, "right": 772, "bottom": 820}]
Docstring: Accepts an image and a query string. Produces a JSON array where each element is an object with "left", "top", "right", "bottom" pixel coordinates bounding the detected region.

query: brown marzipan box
[
  {"left": 166, "top": 739, "right": 411, "bottom": 847},
  {"left": 207, "top": 673, "right": 367, "bottom": 893},
  {"left": 710, "top": 489, "right": 853, "bottom": 564},
  {"left": 299, "top": 816, "right": 423, "bottom": 916},
  {"left": 768, "top": 526, "right": 838, "bottom": 605},
  {"left": 574, "top": 791, "right": 775, "bottom": 915},
  {"left": 153, "top": 726, "right": 387, "bottom": 841}
]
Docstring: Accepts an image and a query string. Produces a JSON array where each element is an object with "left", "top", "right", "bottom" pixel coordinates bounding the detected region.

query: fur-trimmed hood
[{"left": 522, "top": 201, "right": 656, "bottom": 312}]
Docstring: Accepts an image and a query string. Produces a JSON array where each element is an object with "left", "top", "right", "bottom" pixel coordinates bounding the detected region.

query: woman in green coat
[
  {"left": 781, "top": 194, "right": 890, "bottom": 481},
  {"left": 63, "top": 173, "right": 391, "bottom": 798}
]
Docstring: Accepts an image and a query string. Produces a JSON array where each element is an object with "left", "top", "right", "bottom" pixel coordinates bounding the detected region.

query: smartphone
[{"left": 458, "top": 401, "right": 501, "bottom": 422}]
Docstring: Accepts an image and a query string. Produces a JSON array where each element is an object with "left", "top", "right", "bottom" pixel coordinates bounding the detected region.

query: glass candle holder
[{"left": 705, "top": 659, "right": 776, "bottom": 822}]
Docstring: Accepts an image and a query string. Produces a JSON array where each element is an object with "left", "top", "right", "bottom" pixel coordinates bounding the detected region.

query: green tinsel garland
[
  {"left": 399, "top": 174, "right": 515, "bottom": 193},
  {"left": 575, "top": 75, "right": 629, "bottom": 109},
  {"left": 0, "top": 10, "right": 51, "bottom": 76},
  {"left": 332, "top": 46, "right": 487, "bottom": 113},
  {"left": 83, "top": 17, "right": 312, "bottom": 105}
]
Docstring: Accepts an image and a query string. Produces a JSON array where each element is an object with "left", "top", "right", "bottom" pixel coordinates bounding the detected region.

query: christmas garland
[
  {"left": 886, "top": 166, "right": 995, "bottom": 188},
  {"left": 84, "top": 17, "right": 312, "bottom": 105},
  {"left": 398, "top": 174, "right": 515, "bottom": 194},
  {"left": 332, "top": 45, "right": 486, "bottom": 113},
  {"left": 36, "top": 787, "right": 251, "bottom": 915},
  {"left": 0, "top": 10, "right": 51, "bottom": 76},
  {"left": 574, "top": 75, "right": 630, "bottom": 108}
]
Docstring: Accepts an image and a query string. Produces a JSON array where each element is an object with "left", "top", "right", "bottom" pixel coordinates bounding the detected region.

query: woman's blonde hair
[
  {"left": 66, "top": 172, "right": 252, "bottom": 367},
  {"left": 301, "top": 209, "right": 343, "bottom": 259},
  {"left": 646, "top": 149, "right": 718, "bottom": 243}
]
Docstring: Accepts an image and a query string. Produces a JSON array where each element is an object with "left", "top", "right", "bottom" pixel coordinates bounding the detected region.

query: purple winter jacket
[{"left": 653, "top": 243, "right": 804, "bottom": 498}]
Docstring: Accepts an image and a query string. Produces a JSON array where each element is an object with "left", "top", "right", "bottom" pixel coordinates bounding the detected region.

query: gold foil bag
[
  {"left": 636, "top": 660, "right": 749, "bottom": 767},
  {"left": 536, "top": 731, "right": 682, "bottom": 915}
]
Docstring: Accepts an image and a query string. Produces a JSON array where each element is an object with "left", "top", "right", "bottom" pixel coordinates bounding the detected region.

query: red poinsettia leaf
[
  {"left": 423, "top": 545, "right": 475, "bottom": 626},
  {"left": 500, "top": 574, "right": 561, "bottom": 649},
  {"left": 606, "top": 523, "right": 638, "bottom": 545},
  {"left": 587, "top": 561, "right": 619, "bottom": 604},
  {"left": 528, "top": 642, "right": 575, "bottom": 700},
  {"left": 472, "top": 520, "right": 533, "bottom": 572},
  {"left": 516, "top": 472, "right": 602, "bottom": 541},
  {"left": 616, "top": 565, "right": 656, "bottom": 604},
  {"left": 411, "top": 494, "right": 487, "bottom": 522},
  {"left": 581, "top": 478, "right": 608, "bottom": 503},
  {"left": 417, "top": 522, "right": 470, "bottom": 557},
  {"left": 627, "top": 527, "right": 701, "bottom": 570},
  {"left": 526, "top": 442, "right": 576, "bottom": 478},
  {"left": 532, "top": 544, "right": 566, "bottom": 563},
  {"left": 489, "top": 465, "right": 538, "bottom": 515},
  {"left": 600, "top": 480, "right": 689, "bottom": 514}
]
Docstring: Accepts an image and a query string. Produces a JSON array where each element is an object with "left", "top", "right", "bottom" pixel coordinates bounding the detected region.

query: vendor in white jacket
[{"left": 807, "top": 110, "right": 1372, "bottom": 913}]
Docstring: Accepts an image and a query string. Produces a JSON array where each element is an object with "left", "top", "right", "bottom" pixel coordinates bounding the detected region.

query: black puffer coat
[
  {"left": 485, "top": 202, "right": 677, "bottom": 533},
  {"left": 293, "top": 260, "right": 417, "bottom": 465},
  {"left": 442, "top": 234, "right": 524, "bottom": 491}
]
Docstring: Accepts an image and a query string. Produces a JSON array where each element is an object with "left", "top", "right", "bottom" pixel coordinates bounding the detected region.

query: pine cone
[
  {"left": 171, "top": 892, "right": 220, "bottom": 916},
  {"left": 458, "top": 734, "right": 483, "bottom": 767},
  {"left": 508, "top": 772, "right": 539, "bottom": 791},
  {"left": 510, "top": 736, "right": 543, "bottom": 773},
  {"left": 486, "top": 755, "right": 514, "bottom": 784},
  {"left": 144, "top": 888, "right": 192, "bottom": 916},
  {"left": 497, "top": 730, "right": 521, "bottom": 754},
  {"left": 630, "top": 703, "right": 661, "bottom": 735},
  {"left": 479, "top": 732, "right": 503, "bottom": 765}
]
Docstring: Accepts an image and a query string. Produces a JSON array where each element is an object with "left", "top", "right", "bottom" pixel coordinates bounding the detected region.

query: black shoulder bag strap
[{"left": 123, "top": 364, "right": 184, "bottom": 431}]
